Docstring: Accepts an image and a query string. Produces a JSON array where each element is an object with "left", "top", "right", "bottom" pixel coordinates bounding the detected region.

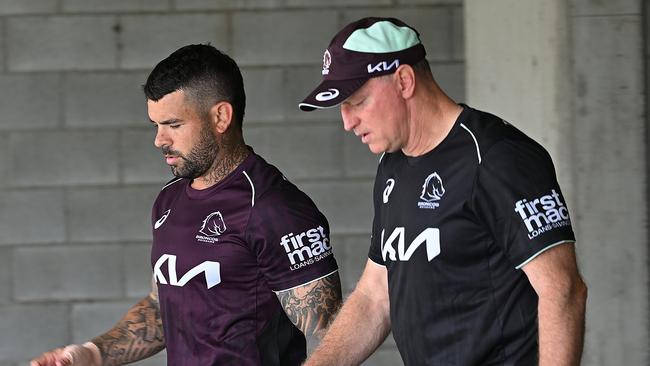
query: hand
[{"left": 31, "top": 343, "right": 101, "bottom": 366}]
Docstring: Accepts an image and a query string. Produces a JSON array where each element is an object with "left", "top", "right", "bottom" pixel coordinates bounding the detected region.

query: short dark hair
[
  {"left": 144, "top": 44, "right": 246, "bottom": 128},
  {"left": 376, "top": 59, "right": 432, "bottom": 83},
  {"left": 412, "top": 59, "right": 433, "bottom": 80}
]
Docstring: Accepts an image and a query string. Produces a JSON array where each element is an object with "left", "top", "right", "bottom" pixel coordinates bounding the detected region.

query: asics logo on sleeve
[
  {"left": 154, "top": 209, "right": 171, "bottom": 229},
  {"left": 383, "top": 179, "right": 395, "bottom": 203}
]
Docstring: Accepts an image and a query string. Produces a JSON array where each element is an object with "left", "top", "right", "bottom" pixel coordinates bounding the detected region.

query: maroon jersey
[{"left": 151, "top": 150, "right": 338, "bottom": 365}]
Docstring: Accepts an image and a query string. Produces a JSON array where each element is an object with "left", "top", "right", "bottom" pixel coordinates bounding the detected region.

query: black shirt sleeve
[
  {"left": 368, "top": 162, "right": 387, "bottom": 265},
  {"left": 470, "top": 138, "right": 575, "bottom": 269}
]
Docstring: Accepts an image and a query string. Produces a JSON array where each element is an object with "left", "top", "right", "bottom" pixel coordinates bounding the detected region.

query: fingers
[
  {"left": 63, "top": 343, "right": 99, "bottom": 366},
  {"left": 30, "top": 350, "right": 55, "bottom": 366},
  {"left": 31, "top": 343, "right": 100, "bottom": 366},
  {"left": 30, "top": 348, "right": 72, "bottom": 366}
]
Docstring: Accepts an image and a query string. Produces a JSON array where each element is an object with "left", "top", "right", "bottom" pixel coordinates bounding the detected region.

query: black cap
[{"left": 299, "top": 17, "right": 426, "bottom": 111}]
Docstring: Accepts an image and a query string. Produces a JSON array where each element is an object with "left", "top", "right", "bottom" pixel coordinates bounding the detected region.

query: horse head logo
[
  {"left": 199, "top": 211, "right": 226, "bottom": 237},
  {"left": 322, "top": 49, "right": 332, "bottom": 75},
  {"left": 420, "top": 172, "right": 445, "bottom": 202}
]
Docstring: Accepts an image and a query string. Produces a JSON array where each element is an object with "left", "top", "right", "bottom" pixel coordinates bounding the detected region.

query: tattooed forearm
[
  {"left": 91, "top": 295, "right": 166, "bottom": 366},
  {"left": 277, "top": 272, "right": 343, "bottom": 353}
]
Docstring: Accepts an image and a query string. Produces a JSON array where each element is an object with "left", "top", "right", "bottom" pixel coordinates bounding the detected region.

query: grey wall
[
  {"left": 466, "top": 0, "right": 648, "bottom": 365},
  {"left": 0, "top": 1, "right": 464, "bottom": 365},
  {"left": 572, "top": 1, "right": 648, "bottom": 364}
]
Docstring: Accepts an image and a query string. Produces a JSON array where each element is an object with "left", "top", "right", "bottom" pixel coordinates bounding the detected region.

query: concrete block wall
[
  {"left": 0, "top": 1, "right": 464, "bottom": 365},
  {"left": 571, "top": 1, "right": 648, "bottom": 365},
  {"left": 466, "top": 0, "right": 648, "bottom": 364}
]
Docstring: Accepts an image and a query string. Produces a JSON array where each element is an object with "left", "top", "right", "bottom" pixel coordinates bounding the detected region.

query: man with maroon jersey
[{"left": 31, "top": 44, "right": 342, "bottom": 366}]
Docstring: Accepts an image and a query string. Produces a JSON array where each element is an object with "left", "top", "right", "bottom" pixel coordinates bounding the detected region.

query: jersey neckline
[
  {"left": 404, "top": 104, "right": 471, "bottom": 166},
  {"left": 184, "top": 146, "right": 256, "bottom": 200}
]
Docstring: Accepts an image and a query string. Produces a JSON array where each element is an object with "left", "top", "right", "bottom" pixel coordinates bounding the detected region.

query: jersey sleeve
[
  {"left": 471, "top": 138, "right": 575, "bottom": 269},
  {"left": 368, "top": 164, "right": 386, "bottom": 266},
  {"left": 245, "top": 184, "right": 338, "bottom": 292}
]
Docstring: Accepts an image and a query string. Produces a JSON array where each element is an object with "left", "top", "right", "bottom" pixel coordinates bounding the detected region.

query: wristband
[{"left": 82, "top": 342, "right": 102, "bottom": 366}]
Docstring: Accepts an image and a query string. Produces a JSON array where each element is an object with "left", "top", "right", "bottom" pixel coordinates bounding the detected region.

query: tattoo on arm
[
  {"left": 277, "top": 272, "right": 343, "bottom": 352},
  {"left": 91, "top": 291, "right": 165, "bottom": 365}
]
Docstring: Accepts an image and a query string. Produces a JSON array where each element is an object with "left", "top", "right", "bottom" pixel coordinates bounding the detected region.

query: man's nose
[
  {"left": 341, "top": 105, "right": 358, "bottom": 132},
  {"left": 154, "top": 127, "right": 169, "bottom": 149}
]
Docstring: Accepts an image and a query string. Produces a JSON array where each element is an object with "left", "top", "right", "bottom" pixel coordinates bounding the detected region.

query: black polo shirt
[{"left": 368, "top": 105, "right": 575, "bottom": 365}]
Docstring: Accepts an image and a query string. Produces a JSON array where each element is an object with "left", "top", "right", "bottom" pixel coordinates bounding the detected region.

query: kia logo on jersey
[
  {"left": 381, "top": 227, "right": 441, "bottom": 262},
  {"left": 154, "top": 254, "right": 221, "bottom": 289}
]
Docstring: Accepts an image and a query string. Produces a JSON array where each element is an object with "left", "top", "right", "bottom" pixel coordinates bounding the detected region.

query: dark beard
[{"left": 164, "top": 124, "right": 219, "bottom": 179}]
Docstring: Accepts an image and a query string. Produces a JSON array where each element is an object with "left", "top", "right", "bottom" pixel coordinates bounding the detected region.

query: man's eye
[{"left": 170, "top": 124, "right": 181, "bottom": 129}]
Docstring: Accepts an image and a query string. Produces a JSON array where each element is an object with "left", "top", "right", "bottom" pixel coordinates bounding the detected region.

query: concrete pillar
[
  {"left": 464, "top": 0, "right": 574, "bottom": 198},
  {"left": 571, "top": 2, "right": 647, "bottom": 365},
  {"left": 464, "top": 0, "right": 648, "bottom": 365}
]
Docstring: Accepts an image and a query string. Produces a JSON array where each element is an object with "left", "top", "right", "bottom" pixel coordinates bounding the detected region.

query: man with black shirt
[
  {"left": 299, "top": 17, "right": 587, "bottom": 365},
  {"left": 31, "top": 44, "right": 341, "bottom": 366}
]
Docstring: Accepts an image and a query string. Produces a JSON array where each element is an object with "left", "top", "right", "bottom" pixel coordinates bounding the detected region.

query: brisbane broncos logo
[
  {"left": 199, "top": 211, "right": 226, "bottom": 237},
  {"left": 420, "top": 172, "right": 445, "bottom": 202}
]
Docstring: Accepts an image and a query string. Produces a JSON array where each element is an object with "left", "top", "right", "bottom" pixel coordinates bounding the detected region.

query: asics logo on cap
[
  {"left": 298, "top": 17, "right": 426, "bottom": 112},
  {"left": 315, "top": 88, "right": 340, "bottom": 101}
]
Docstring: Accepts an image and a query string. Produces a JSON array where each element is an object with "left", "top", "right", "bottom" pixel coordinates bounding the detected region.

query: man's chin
[
  {"left": 170, "top": 166, "right": 185, "bottom": 178},
  {"left": 367, "top": 143, "right": 386, "bottom": 155},
  {"left": 170, "top": 168, "right": 204, "bottom": 180}
]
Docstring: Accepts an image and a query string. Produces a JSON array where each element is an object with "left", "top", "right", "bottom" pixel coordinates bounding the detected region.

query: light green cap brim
[{"left": 342, "top": 21, "right": 420, "bottom": 53}]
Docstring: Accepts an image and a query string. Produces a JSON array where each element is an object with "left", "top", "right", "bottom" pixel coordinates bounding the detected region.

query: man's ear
[
  {"left": 394, "top": 64, "right": 416, "bottom": 99},
  {"left": 209, "top": 101, "right": 234, "bottom": 134}
]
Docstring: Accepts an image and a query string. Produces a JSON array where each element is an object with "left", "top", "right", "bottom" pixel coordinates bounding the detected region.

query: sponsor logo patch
[
  {"left": 280, "top": 226, "right": 333, "bottom": 271},
  {"left": 381, "top": 227, "right": 441, "bottom": 262},
  {"left": 154, "top": 254, "right": 221, "bottom": 289},
  {"left": 383, "top": 178, "right": 395, "bottom": 203},
  {"left": 196, "top": 211, "right": 226, "bottom": 244},
  {"left": 514, "top": 189, "right": 571, "bottom": 240},
  {"left": 322, "top": 49, "right": 332, "bottom": 75},
  {"left": 315, "top": 88, "right": 340, "bottom": 101},
  {"left": 367, "top": 59, "right": 400, "bottom": 73},
  {"left": 418, "top": 172, "right": 445, "bottom": 209},
  {"left": 154, "top": 209, "right": 171, "bottom": 229}
]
